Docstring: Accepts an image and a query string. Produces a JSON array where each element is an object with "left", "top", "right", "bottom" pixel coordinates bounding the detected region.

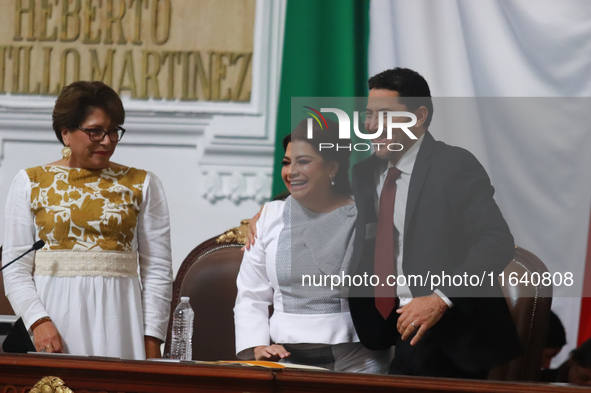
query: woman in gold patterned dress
[{"left": 2, "top": 81, "right": 173, "bottom": 359}]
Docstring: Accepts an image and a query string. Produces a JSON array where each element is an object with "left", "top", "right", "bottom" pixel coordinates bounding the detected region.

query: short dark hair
[
  {"left": 368, "top": 67, "right": 434, "bottom": 128},
  {"left": 290, "top": 118, "right": 352, "bottom": 196},
  {"left": 546, "top": 311, "right": 567, "bottom": 349},
  {"left": 52, "top": 81, "right": 125, "bottom": 145},
  {"left": 282, "top": 133, "right": 291, "bottom": 152},
  {"left": 572, "top": 338, "right": 591, "bottom": 368}
]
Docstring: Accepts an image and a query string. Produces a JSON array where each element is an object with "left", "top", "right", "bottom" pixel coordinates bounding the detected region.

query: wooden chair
[
  {"left": 488, "top": 246, "right": 553, "bottom": 381},
  {"left": 163, "top": 221, "right": 249, "bottom": 361}
]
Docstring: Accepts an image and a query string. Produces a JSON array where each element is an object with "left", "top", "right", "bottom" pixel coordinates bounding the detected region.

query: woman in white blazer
[{"left": 234, "top": 119, "right": 389, "bottom": 373}]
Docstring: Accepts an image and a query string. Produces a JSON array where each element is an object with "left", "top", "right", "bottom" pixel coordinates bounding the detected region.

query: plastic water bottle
[{"left": 170, "top": 296, "right": 194, "bottom": 360}]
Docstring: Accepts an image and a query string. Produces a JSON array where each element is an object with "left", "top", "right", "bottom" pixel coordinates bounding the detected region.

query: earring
[
  {"left": 61, "top": 146, "right": 72, "bottom": 159},
  {"left": 330, "top": 175, "right": 335, "bottom": 186}
]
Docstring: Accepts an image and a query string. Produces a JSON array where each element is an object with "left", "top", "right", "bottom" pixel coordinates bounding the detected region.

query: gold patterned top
[{"left": 26, "top": 166, "right": 147, "bottom": 252}]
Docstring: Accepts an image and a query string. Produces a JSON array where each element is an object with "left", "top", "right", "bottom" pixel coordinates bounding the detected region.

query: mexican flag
[{"left": 272, "top": 0, "right": 370, "bottom": 198}]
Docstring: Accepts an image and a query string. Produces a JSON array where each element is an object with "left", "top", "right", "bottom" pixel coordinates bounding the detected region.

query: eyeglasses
[{"left": 77, "top": 126, "right": 126, "bottom": 142}]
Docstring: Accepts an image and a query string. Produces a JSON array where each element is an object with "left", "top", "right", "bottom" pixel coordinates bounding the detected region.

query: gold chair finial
[{"left": 216, "top": 219, "right": 250, "bottom": 244}]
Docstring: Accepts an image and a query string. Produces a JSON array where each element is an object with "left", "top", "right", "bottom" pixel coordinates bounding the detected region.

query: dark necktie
[{"left": 374, "top": 167, "right": 402, "bottom": 319}]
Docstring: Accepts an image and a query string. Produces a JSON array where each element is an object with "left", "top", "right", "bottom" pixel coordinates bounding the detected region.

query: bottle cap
[{"left": 180, "top": 296, "right": 190, "bottom": 302}]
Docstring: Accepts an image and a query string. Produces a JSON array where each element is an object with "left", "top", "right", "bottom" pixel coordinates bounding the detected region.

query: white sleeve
[
  {"left": 2, "top": 170, "right": 49, "bottom": 330},
  {"left": 137, "top": 172, "right": 173, "bottom": 342},
  {"left": 434, "top": 289, "right": 454, "bottom": 308},
  {"left": 233, "top": 203, "right": 275, "bottom": 359}
]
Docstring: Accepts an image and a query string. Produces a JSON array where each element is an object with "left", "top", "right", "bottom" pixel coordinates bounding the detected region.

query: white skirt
[{"left": 34, "top": 275, "right": 146, "bottom": 360}]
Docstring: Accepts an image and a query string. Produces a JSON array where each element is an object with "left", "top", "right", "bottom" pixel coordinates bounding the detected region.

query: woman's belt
[{"left": 34, "top": 250, "right": 138, "bottom": 277}]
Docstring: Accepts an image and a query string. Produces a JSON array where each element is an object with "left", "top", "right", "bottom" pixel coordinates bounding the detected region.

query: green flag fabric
[{"left": 272, "top": 0, "right": 370, "bottom": 198}]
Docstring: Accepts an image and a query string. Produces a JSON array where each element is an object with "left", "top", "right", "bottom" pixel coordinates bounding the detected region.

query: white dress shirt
[{"left": 374, "top": 136, "right": 453, "bottom": 308}]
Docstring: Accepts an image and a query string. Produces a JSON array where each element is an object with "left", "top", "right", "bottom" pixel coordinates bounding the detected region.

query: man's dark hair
[
  {"left": 53, "top": 81, "right": 125, "bottom": 145},
  {"left": 368, "top": 67, "right": 434, "bottom": 128},
  {"left": 291, "top": 118, "right": 352, "bottom": 196}
]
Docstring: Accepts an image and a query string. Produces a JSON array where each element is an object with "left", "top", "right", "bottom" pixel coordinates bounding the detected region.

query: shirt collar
[{"left": 382, "top": 134, "right": 425, "bottom": 177}]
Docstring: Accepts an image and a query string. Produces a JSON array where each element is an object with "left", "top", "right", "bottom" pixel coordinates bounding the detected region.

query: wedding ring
[
  {"left": 45, "top": 344, "right": 52, "bottom": 349},
  {"left": 40, "top": 348, "right": 46, "bottom": 353},
  {"left": 411, "top": 322, "right": 416, "bottom": 328}
]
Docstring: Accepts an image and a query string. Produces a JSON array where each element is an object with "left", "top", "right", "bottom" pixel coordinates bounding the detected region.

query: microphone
[{"left": 0, "top": 240, "right": 45, "bottom": 272}]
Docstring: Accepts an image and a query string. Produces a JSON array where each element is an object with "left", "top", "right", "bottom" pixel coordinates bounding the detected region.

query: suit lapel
[{"left": 404, "top": 131, "right": 435, "bottom": 237}]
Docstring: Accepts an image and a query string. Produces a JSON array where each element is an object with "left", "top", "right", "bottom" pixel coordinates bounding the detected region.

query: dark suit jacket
[{"left": 349, "top": 131, "right": 520, "bottom": 373}]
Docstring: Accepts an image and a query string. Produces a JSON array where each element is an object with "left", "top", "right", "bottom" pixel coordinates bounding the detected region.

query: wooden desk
[{"left": 0, "top": 353, "right": 585, "bottom": 393}]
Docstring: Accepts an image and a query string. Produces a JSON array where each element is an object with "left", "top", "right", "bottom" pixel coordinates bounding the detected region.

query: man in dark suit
[{"left": 348, "top": 68, "right": 520, "bottom": 378}]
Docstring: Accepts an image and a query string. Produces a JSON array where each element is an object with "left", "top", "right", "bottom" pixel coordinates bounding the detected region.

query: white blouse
[
  {"left": 2, "top": 166, "right": 173, "bottom": 359},
  {"left": 234, "top": 199, "right": 359, "bottom": 359}
]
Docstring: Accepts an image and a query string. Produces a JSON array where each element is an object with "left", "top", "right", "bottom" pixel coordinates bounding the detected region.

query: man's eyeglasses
[{"left": 77, "top": 126, "right": 126, "bottom": 142}]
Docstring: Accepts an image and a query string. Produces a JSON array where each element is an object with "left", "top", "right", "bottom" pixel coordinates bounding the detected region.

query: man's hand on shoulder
[
  {"left": 396, "top": 294, "right": 449, "bottom": 345},
  {"left": 241, "top": 206, "right": 263, "bottom": 251}
]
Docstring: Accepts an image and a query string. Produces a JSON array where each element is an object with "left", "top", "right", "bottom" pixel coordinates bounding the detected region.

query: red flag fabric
[{"left": 577, "top": 208, "right": 591, "bottom": 345}]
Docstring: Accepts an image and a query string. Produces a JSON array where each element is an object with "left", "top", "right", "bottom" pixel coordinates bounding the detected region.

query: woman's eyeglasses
[{"left": 77, "top": 126, "right": 126, "bottom": 142}]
